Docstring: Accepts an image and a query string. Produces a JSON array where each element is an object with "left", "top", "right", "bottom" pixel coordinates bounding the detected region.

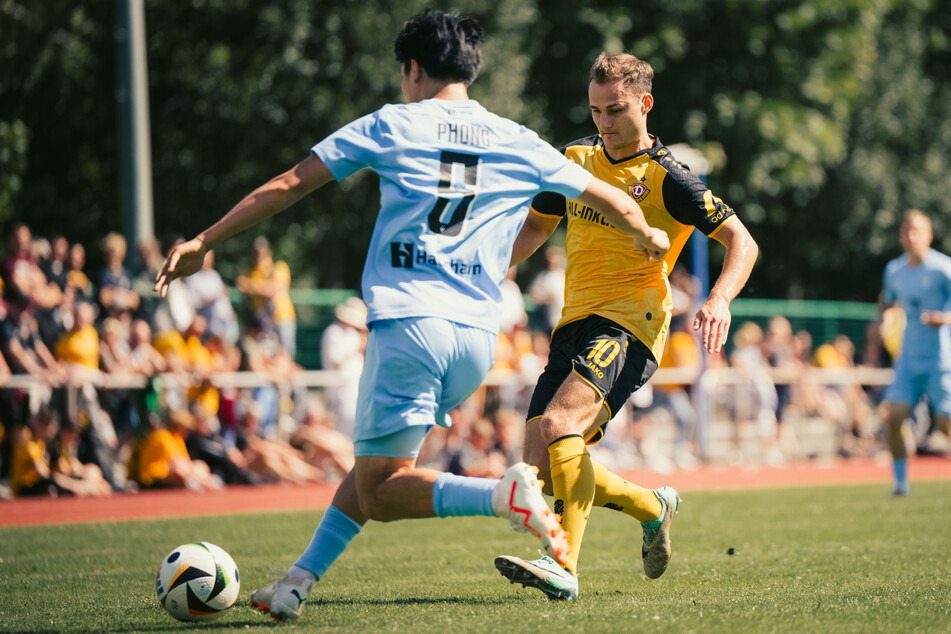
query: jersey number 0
[{"left": 428, "top": 150, "right": 480, "bottom": 236}]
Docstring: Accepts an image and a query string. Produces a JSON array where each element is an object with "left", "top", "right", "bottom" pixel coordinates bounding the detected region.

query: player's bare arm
[
  {"left": 694, "top": 217, "right": 758, "bottom": 353},
  {"left": 154, "top": 154, "right": 334, "bottom": 297},
  {"left": 921, "top": 310, "right": 951, "bottom": 327},
  {"left": 510, "top": 212, "right": 561, "bottom": 267},
  {"left": 577, "top": 178, "right": 670, "bottom": 261}
]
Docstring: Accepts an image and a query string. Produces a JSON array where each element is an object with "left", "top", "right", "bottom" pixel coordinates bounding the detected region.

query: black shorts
[{"left": 527, "top": 315, "right": 658, "bottom": 444}]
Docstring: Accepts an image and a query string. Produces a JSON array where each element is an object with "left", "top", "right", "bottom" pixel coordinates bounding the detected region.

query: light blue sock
[
  {"left": 432, "top": 472, "right": 496, "bottom": 518},
  {"left": 294, "top": 505, "right": 362, "bottom": 580},
  {"left": 893, "top": 458, "right": 908, "bottom": 488}
]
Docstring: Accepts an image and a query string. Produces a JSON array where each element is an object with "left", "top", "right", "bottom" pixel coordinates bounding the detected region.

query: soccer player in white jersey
[
  {"left": 881, "top": 209, "right": 951, "bottom": 496},
  {"left": 154, "top": 10, "right": 669, "bottom": 621}
]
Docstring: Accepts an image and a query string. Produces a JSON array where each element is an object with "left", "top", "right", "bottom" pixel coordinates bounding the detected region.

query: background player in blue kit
[
  {"left": 881, "top": 209, "right": 951, "bottom": 496},
  {"left": 154, "top": 10, "right": 670, "bottom": 621}
]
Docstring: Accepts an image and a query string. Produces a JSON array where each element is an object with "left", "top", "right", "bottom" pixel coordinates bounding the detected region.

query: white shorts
[{"left": 353, "top": 317, "right": 496, "bottom": 458}]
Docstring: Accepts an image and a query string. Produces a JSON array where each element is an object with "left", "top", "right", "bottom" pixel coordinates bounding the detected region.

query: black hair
[{"left": 394, "top": 10, "right": 483, "bottom": 86}]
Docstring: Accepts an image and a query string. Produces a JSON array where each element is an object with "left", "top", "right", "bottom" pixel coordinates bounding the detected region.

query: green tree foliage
[
  {"left": 1, "top": 1, "right": 116, "bottom": 253},
  {"left": 2, "top": 0, "right": 950, "bottom": 299},
  {"left": 143, "top": 0, "right": 539, "bottom": 285},
  {"left": 530, "top": 0, "right": 951, "bottom": 300}
]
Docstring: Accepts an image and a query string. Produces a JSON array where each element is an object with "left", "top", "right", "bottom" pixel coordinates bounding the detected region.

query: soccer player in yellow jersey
[{"left": 495, "top": 53, "right": 759, "bottom": 600}]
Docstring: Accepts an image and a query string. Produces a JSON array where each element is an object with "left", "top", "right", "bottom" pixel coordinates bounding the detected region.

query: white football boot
[
  {"left": 249, "top": 570, "right": 315, "bottom": 622},
  {"left": 491, "top": 462, "right": 571, "bottom": 567},
  {"left": 495, "top": 554, "right": 579, "bottom": 600}
]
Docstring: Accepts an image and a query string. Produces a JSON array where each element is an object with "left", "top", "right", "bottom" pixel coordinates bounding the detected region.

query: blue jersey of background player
[
  {"left": 881, "top": 209, "right": 951, "bottom": 496},
  {"left": 154, "top": 10, "right": 669, "bottom": 622}
]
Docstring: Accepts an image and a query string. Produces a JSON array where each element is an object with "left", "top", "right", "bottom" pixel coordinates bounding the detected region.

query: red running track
[{"left": 2, "top": 456, "right": 949, "bottom": 528}]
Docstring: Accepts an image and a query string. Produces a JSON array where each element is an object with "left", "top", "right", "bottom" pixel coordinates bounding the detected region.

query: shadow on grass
[
  {"left": 20, "top": 618, "right": 286, "bottom": 633},
  {"left": 310, "top": 595, "right": 520, "bottom": 607}
]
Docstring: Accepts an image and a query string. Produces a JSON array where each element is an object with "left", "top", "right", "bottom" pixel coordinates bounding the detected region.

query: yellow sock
[
  {"left": 592, "top": 460, "right": 662, "bottom": 523},
  {"left": 548, "top": 435, "right": 594, "bottom": 575}
]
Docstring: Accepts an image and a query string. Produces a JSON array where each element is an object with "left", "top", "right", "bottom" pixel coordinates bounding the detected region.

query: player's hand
[
  {"left": 634, "top": 227, "right": 670, "bottom": 262},
  {"left": 920, "top": 310, "right": 949, "bottom": 328},
  {"left": 153, "top": 238, "right": 208, "bottom": 298},
  {"left": 693, "top": 293, "right": 731, "bottom": 354}
]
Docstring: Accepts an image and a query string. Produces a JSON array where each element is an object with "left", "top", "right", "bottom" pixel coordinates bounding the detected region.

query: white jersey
[{"left": 312, "top": 98, "right": 592, "bottom": 333}]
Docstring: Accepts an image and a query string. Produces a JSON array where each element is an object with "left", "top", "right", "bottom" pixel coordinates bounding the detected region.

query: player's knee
[
  {"left": 355, "top": 479, "right": 391, "bottom": 521},
  {"left": 538, "top": 413, "right": 582, "bottom": 444},
  {"left": 357, "top": 490, "right": 396, "bottom": 522}
]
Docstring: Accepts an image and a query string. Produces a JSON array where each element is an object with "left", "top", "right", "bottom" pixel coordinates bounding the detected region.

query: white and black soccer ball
[{"left": 156, "top": 542, "right": 240, "bottom": 621}]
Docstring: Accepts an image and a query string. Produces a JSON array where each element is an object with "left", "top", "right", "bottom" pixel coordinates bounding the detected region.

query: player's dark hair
[
  {"left": 590, "top": 52, "right": 653, "bottom": 95},
  {"left": 394, "top": 10, "right": 483, "bottom": 86}
]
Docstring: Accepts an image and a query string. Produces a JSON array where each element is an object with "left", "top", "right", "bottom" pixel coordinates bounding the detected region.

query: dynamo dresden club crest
[{"left": 628, "top": 183, "right": 650, "bottom": 202}]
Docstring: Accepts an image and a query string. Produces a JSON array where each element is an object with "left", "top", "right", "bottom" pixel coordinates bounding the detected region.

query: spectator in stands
[
  {"left": 668, "top": 265, "right": 700, "bottom": 318},
  {"left": 128, "top": 318, "right": 167, "bottom": 376},
  {"left": 9, "top": 407, "right": 110, "bottom": 497},
  {"left": 649, "top": 315, "right": 701, "bottom": 469},
  {"left": 97, "top": 232, "right": 140, "bottom": 323},
  {"left": 814, "top": 334, "right": 877, "bottom": 457},
  {"left": 446, "top": 417, "right": 508, "bottom": 478},
  {"left": 53, "top": 299, "right": 122, "bottom": 484},
  {"left": 226, "top": 399, "right": 324, "bottom": 485},
  {"left": 236, "top": 236, "right": 297, "bottom": 358},
  {"left": 52, "top": 299, "right": 131, "bottom": 490},
  {"left": 51, "top": 417, "right": 114, "bottom": 497},
  {"left": 131, "top": 237, "right": 166, "bottom": 330},
  {"left": 491, "top": 267, "right": 534, "bottom": 412},
  {"left": 787, "top": 328, "right": 848, "bottom": 452},
  {"left": 33, "top": 235, "right": 71, "bottom": 348},
  {"left": 155, "top": 240, "right": 197, "bottom": 336},
  {"left": 66, "top": 242, "right": 94, "bottom": 302},
  {"left": 180, "top": 315, "right": 223, "bottom": 417},
  {"left": 730, "top": 321, "right": 782, "bottom": 465},
  {"left": 499, "top": 266, "right": 528, "bottom": 337},
  {"left": 185, "top": 403, "right": 258, "bottom": 486},
  {"left": 10, "top": 407, "right": 58, "bottom": 497},
  {"left": 2, "top": 223, "right": 62, "bottom": 314},
  {"left": 40, "top": 235, "right": 69, "bottom": 291},
  {"left": 493, "top": 407, "right": 526, "bottom": 467},
  {"left": 97, "top": 316, "right": 144, "bottom": 455},
  {"left": 137, "top": 409, "right": 221, "bottom": 490},
  {"left": 763, "top": 316, "right": 796, "bottom": 413},
  {"left": 240, "top": 313, "right": 301, "bottom": 438},
  {"left": 415, "top": 400, "right": 480, "bottom": 472},
  {"left": 55, "top": 300, "right": 100, "bottom": 375},
  {"left": 290, "top": 396, "right": 355, "bottom": 480},
  {"left": 0, "top": 299, "right": 38, "bottom": 433},
  {"left": 99, "top": 318, "right": 134, "bottom": 374},
  {"left": 320, "top": 297, "right": 367, "bottom": 438},
  {"left": 205, "top": 332, "right": 242, "bottom": 433},
  {"left": 527, "top": 245, "right": 566, "bottom": 334},
  {"left": 1, "top": 305, "right": 64, "bottom": 385},
  {"left": 185, "top": 250, "right": 239, "bottom": 344}
]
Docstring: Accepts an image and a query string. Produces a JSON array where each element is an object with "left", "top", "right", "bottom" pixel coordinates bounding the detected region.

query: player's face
[
  {"left": 900, "top": 215, "right": 932, "bottom": 261},
  {"left": 589, "top": 79, "right": 652, "bottom": 159}
]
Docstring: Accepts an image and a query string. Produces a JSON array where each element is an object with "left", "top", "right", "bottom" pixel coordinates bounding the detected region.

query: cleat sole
[{"left": 495, "top": 557, "right": 576, "bottom": 601}]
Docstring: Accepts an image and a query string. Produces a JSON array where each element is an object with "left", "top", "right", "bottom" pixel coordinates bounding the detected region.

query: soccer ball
[{"left": 156, "top": 542, "right": 240, "bottom": 621}]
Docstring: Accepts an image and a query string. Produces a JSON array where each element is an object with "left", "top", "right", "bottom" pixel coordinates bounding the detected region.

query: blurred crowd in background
[{"left": 0, "top": 225, "right": 940, "bottom": 500}]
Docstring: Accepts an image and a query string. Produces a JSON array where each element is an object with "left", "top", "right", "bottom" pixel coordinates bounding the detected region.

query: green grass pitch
[{"left": 1, "top": 482, "right": 949, "bottom": 632}]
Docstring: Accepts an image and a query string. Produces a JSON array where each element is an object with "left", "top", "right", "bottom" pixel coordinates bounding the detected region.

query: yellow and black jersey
[{"left": 531, "top": 134, "right": 736, "bottom": 362}]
